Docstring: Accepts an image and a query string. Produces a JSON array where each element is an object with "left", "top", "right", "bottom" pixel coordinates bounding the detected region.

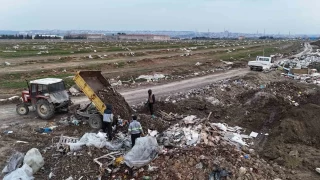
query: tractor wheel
[
  {"left": 36, "top": 99, "right": 55, "bottom": 120},
  {"left": 89, "top": 114, "right": 102, "bottom": 129},
  {"left": 16, "top": 104, "right": 29, "bottom": 115}
]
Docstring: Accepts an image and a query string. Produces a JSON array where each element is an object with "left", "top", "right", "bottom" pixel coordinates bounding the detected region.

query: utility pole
[{"left": 263, "top": 29, "right": 265, "bottom": 56}]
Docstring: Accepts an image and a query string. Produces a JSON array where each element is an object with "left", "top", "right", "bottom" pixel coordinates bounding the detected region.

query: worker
[
  {"left": 103, "top": 104, "right": 113, "bottom": 141},
  {"left": 147, "top": 89, "right": 155, "bottom": 118},
  {"left": 128, "top": 115, "right": 144, "bottom": 147}
]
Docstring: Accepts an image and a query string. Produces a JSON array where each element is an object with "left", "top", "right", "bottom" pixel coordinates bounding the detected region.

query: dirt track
[{"left": 0, "top": 68, "right": 248, "bottom": 124}]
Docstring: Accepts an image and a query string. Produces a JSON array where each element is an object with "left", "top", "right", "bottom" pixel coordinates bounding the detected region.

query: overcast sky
[{"left": 0, "top": 0, "right": 318, "bottom": 34}]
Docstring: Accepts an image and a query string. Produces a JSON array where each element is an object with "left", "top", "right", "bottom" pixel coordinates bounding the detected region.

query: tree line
[
  {"left": 0, "top": 34, "right": 32, "bottom": 39},
  {"left": 0, "top": 34, "right": 62, "bottom": 39}
]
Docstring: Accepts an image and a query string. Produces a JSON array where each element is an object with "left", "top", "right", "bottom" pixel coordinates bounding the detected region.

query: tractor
[{"left": 16, "top": 78, "right": 71, "bottom": 120}]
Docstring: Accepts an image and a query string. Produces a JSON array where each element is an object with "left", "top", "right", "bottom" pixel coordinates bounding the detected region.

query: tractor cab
[{"left": 17, "top": 78, "right": 70, "bottom": 120}]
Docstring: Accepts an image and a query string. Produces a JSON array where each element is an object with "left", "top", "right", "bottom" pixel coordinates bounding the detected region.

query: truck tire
[
  {"left": 36, "top": 99, "right": 55, "bottom": 120},
  {"left": 16, "top": 104, "right": 29, "bottom": 115},
  {"left": 89, "top": 114, "right": 102, "bottom": 129}
]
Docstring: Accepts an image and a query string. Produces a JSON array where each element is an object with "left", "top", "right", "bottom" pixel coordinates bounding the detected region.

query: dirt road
[{"left": 0, "top": 68, "right": 248, "bottom": 123}]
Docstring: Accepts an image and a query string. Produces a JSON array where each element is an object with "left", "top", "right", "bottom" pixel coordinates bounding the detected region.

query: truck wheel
[
  {"left": 36, "top": 99, "right": 55, "bottom": 120},
  {"left": 89, "top": 114, "right": 102, "bottom": 129},
  {"left": 250, "top": 67, "right": 253, "bottom": 71},
  {"left": 16, "top": 104, "right": 29, "bottom": 115}
]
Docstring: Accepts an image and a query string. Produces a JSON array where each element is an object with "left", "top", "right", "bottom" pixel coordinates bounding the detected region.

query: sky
[{"left": 0, "top": 0, "right": 319, "bottom": 34}]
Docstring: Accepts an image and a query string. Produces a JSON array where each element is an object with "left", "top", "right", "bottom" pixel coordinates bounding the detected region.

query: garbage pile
[
  {"left": 156, "top": 114, "right": 257, "bottom": 148},
  {"left": 2, "top": 148, "right": 45, "bottom": 180}
]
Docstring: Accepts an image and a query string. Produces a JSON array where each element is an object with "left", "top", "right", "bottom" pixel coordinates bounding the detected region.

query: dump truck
[{"left": 73, "top": 71, "right": 110, "bottom": 129}]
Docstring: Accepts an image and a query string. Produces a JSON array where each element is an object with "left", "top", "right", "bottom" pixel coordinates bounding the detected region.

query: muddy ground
[{"left": 1, "top": 71, "right": 320, "bottom": 179}]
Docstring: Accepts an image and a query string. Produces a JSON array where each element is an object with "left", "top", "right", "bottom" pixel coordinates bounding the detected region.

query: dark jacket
[
  {"left": 104, "top": 104, "right": 112, "bottom": 114},
  {"left": 148, "top": 94, "right": 155, "bottom": 104}
]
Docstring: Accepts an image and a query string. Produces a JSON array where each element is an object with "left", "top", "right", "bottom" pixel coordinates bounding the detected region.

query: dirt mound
[
  {"left": 98, "top": 87, "right": 132, "bottom": 120},
  {"left": 138, "top": 114, "right": 170, "bottom": 133}
]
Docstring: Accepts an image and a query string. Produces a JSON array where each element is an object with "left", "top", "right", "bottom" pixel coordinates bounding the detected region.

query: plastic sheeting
[
  {"left": 23, "top": 148, "right": 44, "bottom": 174},
  {"left": 124, "top": 137, "right": 159, "bottom": 168},
  {"left": 2, "top": 152, "right": 24, "bottom": 174},
  {"left": 3, "top": 164, "right": 34, "bottom": 180},
  {"left": 78, "top": 133, "right": 107, "bottom": 149}
]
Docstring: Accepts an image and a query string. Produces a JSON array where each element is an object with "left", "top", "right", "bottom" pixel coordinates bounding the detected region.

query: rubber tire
[
  {"left": 36, "top": 99, "right": 55, "bottom": 120},
  {"left": 16, "top": 104, "right": 29, "bottom": 115},
  {"left": 89, "top": 114, "right": 102, "bottom": 129}
]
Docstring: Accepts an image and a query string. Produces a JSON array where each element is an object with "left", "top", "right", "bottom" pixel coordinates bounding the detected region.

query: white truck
[{"left": 248, "top": 56, "right": 275, "bottom": 71}]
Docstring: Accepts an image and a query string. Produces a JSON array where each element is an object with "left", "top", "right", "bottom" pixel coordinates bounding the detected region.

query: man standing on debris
[
  {"left": 128, "top": 115, "right": 144, "bottom": 147},
  {"left": 103, "top": 104, "right": 113, "bottom": 141},
  {"left": 147, "top": 89, "right": 155, "bottom": 118}
]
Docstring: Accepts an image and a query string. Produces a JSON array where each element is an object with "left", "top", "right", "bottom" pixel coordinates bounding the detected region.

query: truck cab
[{"left": 248, "top": 56, "right": 275, "bottom": 71}]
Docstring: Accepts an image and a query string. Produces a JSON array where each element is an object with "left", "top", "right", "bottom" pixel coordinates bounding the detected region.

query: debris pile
[{"left": 98, "top": 86, "right": 132, "bottom": 120}]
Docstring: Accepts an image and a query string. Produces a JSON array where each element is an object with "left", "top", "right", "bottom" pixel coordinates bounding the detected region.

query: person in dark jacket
[
  {"left": 103, "top": 104, "right": 113, "bottom": 141},
  {"left": 128, "top": 115, "right": 144, "bottom": 147},
  {"left": 147, "top": 89, "right": 155, "bottom": 118}
]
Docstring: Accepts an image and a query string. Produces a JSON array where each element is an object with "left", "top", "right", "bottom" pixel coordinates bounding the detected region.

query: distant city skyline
[{"left": 0, "top": 0, "right": 319, "bottom": 34}]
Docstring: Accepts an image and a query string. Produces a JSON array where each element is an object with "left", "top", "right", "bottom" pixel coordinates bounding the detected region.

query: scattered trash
[
  {"left": 3, "top": 164, "right": 34, "bottom": 180},
  {"left": 136, "top": 74, "right": 166, "bottom": 82},
  {"left": 249, "top": 132, "right": 259, "bottom": 138},
  {"left": 183, "top": 115, "right": 197, "bottom": 124},
  {"left": 316, "top": 168, "right": 320, "bottom": 174},
  {"left": 239, "top": 167, "right": 247, "bottom": 176},
  {"left": 49, "top": 172, "right": 54, "bottom": 179},
  {"left": 142, "top": 176, "right": 151, "bottom": 180},
  {"left": 209, "top": 166, "right": 232, "bottom": 180},
  {"left": 195, "top": 162, "right": 203, "bottom": 169},
  {"left": 195, "top": 62, "right": 201, "bottom": 66},
  {"left": 211, "top": 123, "right": 227, "bottom": 131},
  {"left": 65, "top": 176, "right": 74, "bottom": 180},
  {"left": 2, "top": 152, "right": 24, "bottom": 174},
  {"left": 4, "top": 62, "right": 11, "bottom": 66},
  {"left": 4, "top": 130, "right": 13, "bottom": 134},
  {"left": 36, "top": 127, "right": 53, "bottom": 133},
  {"left": 147, "top": 164, "right": 158, "bottom": 172},
  {"left": 23, "top": 148, "right": 45, "bottom": 173}
]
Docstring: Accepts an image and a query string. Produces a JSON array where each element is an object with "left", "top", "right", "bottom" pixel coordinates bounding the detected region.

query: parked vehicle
[
  {"left": 16, "top": 78, "right": 70, "bottom": 120},
  {"left": 248, "top": 56, "right": 275, "bottom": 71}
]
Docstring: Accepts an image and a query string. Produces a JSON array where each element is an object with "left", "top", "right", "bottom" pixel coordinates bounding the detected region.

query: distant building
[
  {"left": 118, "top": 34, "right": 170, "bottom": 41},
  {"left": 238, "top": 36, "right": 245, "bottom": 40},
  {"left": 86, "top": 34, "right": 105, "bottom": 40}
]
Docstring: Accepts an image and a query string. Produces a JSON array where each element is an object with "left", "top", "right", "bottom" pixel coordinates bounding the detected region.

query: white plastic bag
[
  {"left": 124, "top": 137, "right": 159, "bottom": 168},
  {"left": 78, "top": 133, "right": 107, "bottom": 148},
  {"left": 2, "top": 152, "right": 24, "bottom": 174},
  {"left": 211, "top": 123, "right": 227, "bottom": 131},
  {"left": 4, "top": 164, "right": 34, "bottom": 180},
  {"left": 23, "top": 148, "right": 44, "bottom": 174},
  {"left": 105, "top": 141, "right": 123, "bottom": 150}
]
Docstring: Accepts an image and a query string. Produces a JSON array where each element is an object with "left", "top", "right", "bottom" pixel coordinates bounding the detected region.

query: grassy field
[
  {"left": 0, "top": 39, "right": 302, "bottom": 95},
  {"left": 0, "top": 40, "right": 267, "bottom": 58}
]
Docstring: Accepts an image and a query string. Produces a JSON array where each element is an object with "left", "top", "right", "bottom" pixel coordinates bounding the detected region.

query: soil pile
[{"left": 98, "top": 87, "right": 132, "bottom": 120}]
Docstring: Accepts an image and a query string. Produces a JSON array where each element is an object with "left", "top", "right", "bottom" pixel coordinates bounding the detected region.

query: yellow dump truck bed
[{"left": 73, "top": 71, "right": 111, "bottom": 115}]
